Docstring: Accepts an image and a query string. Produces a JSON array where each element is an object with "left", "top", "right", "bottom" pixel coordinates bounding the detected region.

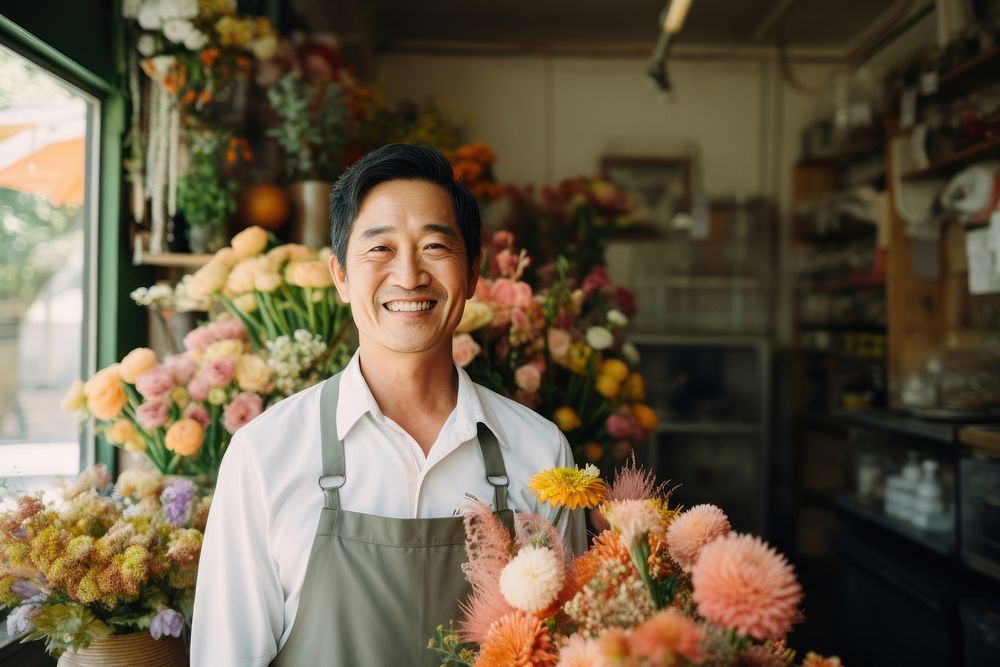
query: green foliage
[
  {"left": 176, "top": 136, "right": 237, "bottom": 229},
  {"left": 0, "top": 188, "right": 81, "bottom": 301},
  {"left": 426, "top": 621, "right": 475, "bottom": 666},
  {"left": 24, "top": 603, "right": 113, "bottom": 657},
  {"left": 267, "top": 73, "right": 349, "bottom": 182}
]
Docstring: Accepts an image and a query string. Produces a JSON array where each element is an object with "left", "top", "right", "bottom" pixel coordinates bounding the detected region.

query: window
[{"left": 0, "top": 43, "right": 98, "bottom": 502}]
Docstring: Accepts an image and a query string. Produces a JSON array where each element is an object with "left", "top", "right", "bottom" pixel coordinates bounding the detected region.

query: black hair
[{"left": 329, "top": 143, "right": 482, "bottom": 275}]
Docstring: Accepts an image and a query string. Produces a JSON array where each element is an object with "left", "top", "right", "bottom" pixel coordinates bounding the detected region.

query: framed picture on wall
[{"left": 600, "top": 156, "right": 691, "bottom": 228}]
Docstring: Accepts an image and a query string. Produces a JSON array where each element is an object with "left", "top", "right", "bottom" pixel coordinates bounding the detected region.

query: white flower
[
  {"left": 183, "top": 28, "right": 208, "bottom": 50},
  {"left": 137, "top": 2, "right": 163, "bottom": 29},
  {"left": 607, "top": 309, "right": 628, "bottom": 326},
  {"left": 162, "top": 19, "right": 193, "bottom": 44},
  {"left": 585, "top": 326, "right": 614, "bottom": 351},
  {"left": 583, "top": 463, "right": 600, "bottom": 479},
  {"left": 123, "top": 0, "right": 143, "bottom": 18},
  {"left": 136, "top": 34, "right": 159, "bottom": 56},
  {"left": 251, "top": 35, "right": 278, "bottom": 60},
  {"left": 622, "top": 342, "right": 641, "bottom": 365},
  {"left": 604, "top": 499, "right": 663, "bottom": 550},
  {"left": 498, "top": 545, "right": 564, "bottom": 613},
  {"left": 159, "top": 0, "right": 198, "bottom": 20}
]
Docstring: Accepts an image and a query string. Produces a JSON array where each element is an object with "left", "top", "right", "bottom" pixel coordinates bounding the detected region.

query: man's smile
[{"left": 383, "top": 300, "right": 438, "bottom": 312}]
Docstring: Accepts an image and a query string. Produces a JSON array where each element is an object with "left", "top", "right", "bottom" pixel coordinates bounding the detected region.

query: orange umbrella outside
[{"left": 0, "top": 137, "right": 85, "bottom": 206}]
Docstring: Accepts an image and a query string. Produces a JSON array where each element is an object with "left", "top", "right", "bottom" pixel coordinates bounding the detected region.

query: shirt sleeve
[
  {"left": 190, "top": 431, "right": 284, "bottom": 666},
  {"left": 553, "top": 429, "right": 588, "bottom": 556}
]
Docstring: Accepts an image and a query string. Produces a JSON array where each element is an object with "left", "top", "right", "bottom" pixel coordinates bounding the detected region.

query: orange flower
[
  {"left": 476, "top": 611, "right": 557, "bottom": 667},
  {"left": 691, "top": 533, "right": 802, "bottom": 640},
  {"left": 582, "top": 442, "right": 603, "bottom": 463},
  {"left": 199, "top": 47, "right": 221, "bottom": 68},
  {"left": 629, "top": 608, "right": 705, "bottom": 664},
  {"left": 667, "top": 504, "right": 731, "bottom": 572},
  {"left": 553, "top": 406, "right": 582, "bottom": 432},
  {"left": 802, "top": 652, "right": 843, "bottom": 667},
  {"left": 631, "top": 404, "right": 658, "bottom": 431},
  {"left": 182, "top": 89, "right": 197, "bottom": 105},
  {"left": 165, "top": 418, "right": 205, "bottom": 457},
  {"left": 84, "top": 365, "right": 127, "bottom": 420}
]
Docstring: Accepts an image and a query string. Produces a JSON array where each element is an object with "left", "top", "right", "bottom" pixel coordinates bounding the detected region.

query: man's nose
[{"left": 391, "top": 250, "right": 430, "bottom": 289}]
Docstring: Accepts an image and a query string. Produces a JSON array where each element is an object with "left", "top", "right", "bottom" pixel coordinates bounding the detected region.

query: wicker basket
[{"left": 57, "top": 632, "right": 188, "bottom": 666}]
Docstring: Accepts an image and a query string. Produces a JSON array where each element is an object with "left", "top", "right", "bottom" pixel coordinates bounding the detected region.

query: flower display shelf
[{"left": 136, "top": 252, "right": 213, "bottom": 269}]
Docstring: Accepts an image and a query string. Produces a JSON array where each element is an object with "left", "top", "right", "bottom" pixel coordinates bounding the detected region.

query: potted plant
[
  {"left": 176, "top": 131, "right": 239, "bottom": 253},
  {"left": 267, "top": 71, "right": 349, "bottom": 248}
]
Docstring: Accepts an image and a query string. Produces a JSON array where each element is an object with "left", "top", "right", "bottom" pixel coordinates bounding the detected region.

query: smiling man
[{"left": 190, "top": 144, "right": 585, "bottom": 666}]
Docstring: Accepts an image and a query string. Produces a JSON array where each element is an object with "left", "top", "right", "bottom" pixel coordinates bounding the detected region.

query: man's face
[{"left": 330, "top": 179, "right": 479, "bottom": 358}]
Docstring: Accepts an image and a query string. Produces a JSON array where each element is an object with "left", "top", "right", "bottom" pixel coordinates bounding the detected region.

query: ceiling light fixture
[{"left": 647, "top": 0, "right": 694, "bottom": 92}]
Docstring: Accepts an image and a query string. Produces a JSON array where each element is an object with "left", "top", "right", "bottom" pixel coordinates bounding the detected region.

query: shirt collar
[{"left": 335, "top": 349, "right": 510, "bottom": 449}]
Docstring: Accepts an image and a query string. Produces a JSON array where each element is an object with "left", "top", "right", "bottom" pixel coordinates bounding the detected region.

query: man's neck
[{"left": 357, "top": 345, "right": 459, "bottom": 455}]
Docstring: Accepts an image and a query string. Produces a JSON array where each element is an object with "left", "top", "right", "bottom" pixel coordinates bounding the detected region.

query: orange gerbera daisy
[{"left": 476, "top": 611, "right": 558, "bottom": 667}]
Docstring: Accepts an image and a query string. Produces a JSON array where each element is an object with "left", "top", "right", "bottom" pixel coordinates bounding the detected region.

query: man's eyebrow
[
  {"left": 423, "top": 223, "right": 459, "bottom": 239},
  {"left": 359, "top": 226, "right": 394, "bottom": 239}
]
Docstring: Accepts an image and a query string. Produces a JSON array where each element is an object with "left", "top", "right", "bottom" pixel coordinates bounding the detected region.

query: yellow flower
[
  {"left": 171, "top": 385, "right": 190, "bottom": 409},
  {"left": 595, "top": 374, "right": 621, "bottom": 399},
  {"left": 224, "top": 257, "right": 260, "bottom": 295},
  {"left": 564, "top": 342, "right": 592, "bottom": 374},
  {"left": 207, "top": 387, "right": 228, "bottom": 405},
  {"left": 529, "top": 465, "right": 607, "bottom": 510},
  {"left": 553, "top": 406, "right": 581, "bottom": 432},
  {"left": 233, "top": 292, "right": 257, "bottom": 313},
  {"left": 600, "top": 358, "right": 629, "bottom": 383},
  {"left": 231, "top": 225, "right": 268, "bottom": 258},
  {"left": 287, "top": 260, "right": 333, "bottom": 288},
  {"left": 235, "top": 354, "right": 272, "bottom": 392},
  {"left": 254, "top": 270, "right": 282, "bottom": 293},
  {"left": 119, "top": 347, "right": 156, "bottom": 384},
  {"left": 203, "top": 338, "right": 245, "bottom": 361},
  {"left": 456, "top": 299, "right": 494, "bottom": 333},
  {"left": 105, "top": 419, "right": 137, "bottom": 445},
  {"left": 60, "top": 380, "right": 86, "bottom": 411},
  {"left": 623, "top": 372, "right": 645, "bottom": 402}
]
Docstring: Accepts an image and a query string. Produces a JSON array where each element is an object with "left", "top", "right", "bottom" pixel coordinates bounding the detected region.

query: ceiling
[{"left": 292, "top": 0, "right": 908, "bottom": 58}]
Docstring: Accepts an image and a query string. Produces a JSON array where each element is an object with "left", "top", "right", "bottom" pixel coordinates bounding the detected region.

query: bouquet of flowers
[
  {"left": 455, "top": 233, "right": 654, "bottom": 472},
  {"left": 429, "top": 460, "right": 841, "bottom": 666},
  {"left": 0, "top": 466, "right": 210, "bottom": 657},
  {"left": 502, "top": 176, "right": 636, "bottom": 284}
]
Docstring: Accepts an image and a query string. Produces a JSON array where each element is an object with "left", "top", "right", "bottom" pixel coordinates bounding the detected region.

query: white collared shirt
[{"left": 190, "top": 350, "right": 586, "bottom": 666}]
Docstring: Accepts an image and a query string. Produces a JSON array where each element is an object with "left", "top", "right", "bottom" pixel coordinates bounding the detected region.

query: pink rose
[
  {"left": 547, "top": 328, "right": 572, "bottom": 359},
  {"left": 490, "top": 278, "right": 533, "bottom": 310},
  {"left": 183, "top": 404, "right": 210, "bottom": 429},
  {"left": 202, "top": 359, "right": 235, "bottom": 388},
  {"left": 135, "top": 366, "right": 174, "bottom": 400},
  {"left": 606, "top": 412, "right": 636, "bottom": 440},
  {"left": 223, "top": 392, "right": 263, "bottom": 434},
  {"left": 136, "top": 399, "right": 169, "bottom": 430},
  {"left": 183, "top": 327, "right": 219, "bottom": 354},
  {"left": 209, "top": 317, "right": 247, "bottom": 342},
  {"left": 164, "top": 354, "right": 197, "bottom": 385},
  {"left": 187, "top": 377, "right": 209, "bottom": 401},
  {"left": 514, "top": 364, "right": 541, "bottom": 394},
  {"left": 495, "top": 248, "right": 519, "bottom": 278},
  {"left": 452, "top": 333, "right": 481, "bottom": 368}
]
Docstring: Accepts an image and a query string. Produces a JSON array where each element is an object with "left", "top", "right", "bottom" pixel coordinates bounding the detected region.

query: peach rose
[
  {"left": 489, "top": 278, "right": 533, "bottom": 310},
  {"left": 84, "top": 365, "right": 127, "bottom": 420},
  {"left": 452, "top": 333, "right": 481, "bottom": 368},
  {"left": 231, "top": 225, "right": 268, "bottom": 258},
  {"left": 253, "top": 270, "right": 282, "bottom": 293},
  {"left": 287, "top": 260, "right": 333, "bottom": 288},
  {"left": 285, "top": 244, "right": 316, "bottom": 262},
  {"left": 514, "top": 364, "right": 541, "bottom": 394},
  {"left": 186, "top": 257, "right": 232, "bottom": 299},
  {"left": 105, "top": 419, "right": 137, "bottom": 445},
  {"left": 546, "top": 328, "right": 572, "bottom": 360},
  {"left": 119, "top": 347, "right": 157, "bottom": 384},
  {"left": 165, "top": 418, "right": 205, "bottom": 456},
  {"left": 224, "top": 257, "right": 260, "bottom": 295}
]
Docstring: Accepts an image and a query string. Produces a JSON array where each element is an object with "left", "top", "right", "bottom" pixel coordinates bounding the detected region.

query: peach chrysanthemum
[
  {"left": 557, "top": 634, "right": 611, "bottom": 667},
  {"left": 603, "top": 499, "right": 663, "bottom": 549},
  {"left": 571, "top": 530, "right": 673, "bottom": 599},
  {"left": 499, "top": 545, "right": 565, "bottom": 613},
  {"left": 802, "top": 652, "right": 843, "bottom": 667},
  {"left": 691, "top": 533, "right": 802, "bottom": 640},
  {"left": 667, "top": 504, "right": 732, "bottom": 572},
  {"left": 476, "top": 610, "right": 558, "bottom": 667},
  {"left": 628, "top": 608, "right": 705, "bottom": 664},
  {"left": 529, "top": 465, "right": 607, "bottom": 510}
]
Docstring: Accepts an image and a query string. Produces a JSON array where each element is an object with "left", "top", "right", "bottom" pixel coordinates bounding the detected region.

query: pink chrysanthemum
[
  {"left": 607, "top": 454, "right": 668, "bottom": 502},
  {"left": 628, "top": 608, "right": 705, "bottom": 664},
  {"left": 691, "top": 533, "right": 802, "bottom": 641},
  {"left": 666, "top": 504, "right": 732, "bottom": 572}
]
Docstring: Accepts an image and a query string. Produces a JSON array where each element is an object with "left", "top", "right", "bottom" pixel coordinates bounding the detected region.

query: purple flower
[
  {"left": 161, "top": 480, "right": 196, "bottom": 526},
  {"left": 6, "top": 604, "right": 40, "bottom": 635},
  {"left": 10, "top": 580, "right": 40, "bottom": 599},
  {"left": 136, "top": 399, "right": 169, "bottom": 430},
  {"left": 222, "top": 392, "right": 263, "bottom": 434},
  {"left": 149, "top": 608, "right": 185, "bottom": 640},
  {"left": 136, "top": 365, "right": 175, "bottom": 399}
]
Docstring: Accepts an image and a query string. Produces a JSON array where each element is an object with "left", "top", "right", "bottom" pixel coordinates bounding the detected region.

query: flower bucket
[
  {"left": 56, "top": 632, "right": 187, "bottom": 667},
  {"left": 287, "top": 180, "right": 333, "bottom": 249}
]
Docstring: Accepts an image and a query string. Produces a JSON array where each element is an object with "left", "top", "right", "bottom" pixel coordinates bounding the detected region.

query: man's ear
[
  {"left": 467, "top": 250, "right": 482, "bottom": 299},
  {"left": 329, "top": 254, "right": 351, "bottom": 303}
]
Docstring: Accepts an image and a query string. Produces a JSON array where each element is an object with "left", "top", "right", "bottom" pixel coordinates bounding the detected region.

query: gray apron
[{"left": 272, "top": 373, "right": 513, "bottom": 666}]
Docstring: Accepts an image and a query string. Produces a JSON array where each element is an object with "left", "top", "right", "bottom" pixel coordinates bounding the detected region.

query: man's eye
[
  {"left": 370, "top": 246, "right": 390, "bottom": 253},
  {"left": 425, "top": 243, "right": 446, "bottom": 250}
]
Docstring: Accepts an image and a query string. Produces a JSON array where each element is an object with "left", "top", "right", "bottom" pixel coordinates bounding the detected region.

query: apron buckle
[
  {"left": 486, "top": 474, "right": 509, "bottom": 487},
  {"left": 318, "top": 474, "right": 346, "bottom": 490}
]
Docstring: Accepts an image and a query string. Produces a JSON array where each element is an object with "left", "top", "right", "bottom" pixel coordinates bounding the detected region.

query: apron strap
[
  {"left": 477, "top": 422, "right": 509, "bottom": 513},
  {"left": 317, "top": 372, "right": 510, "bottom": 513},
  {"left": 318, "top": 374, "right": 346, "bottom": 511}
]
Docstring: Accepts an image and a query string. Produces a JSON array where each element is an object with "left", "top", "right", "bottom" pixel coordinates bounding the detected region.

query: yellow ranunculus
[
  {"left": 60, "top": 380, "right": 86, "bottom": 412},
  {"left": 456, "top": 299, "right": 494, "bottom": 333},
  {"left": 203, "top": 339, "right": 245, "bottom": 362},
  {"left": 233, "top": 293, "right": 257, "bottom": 313},
  {"left": 187, "top": 259, "right": 232, "bottom": 299},
  {"left": 623, "top": 372, "right": 645, "bottom": 402},
  {"left": 170, "top": 386, "right": 190, "bottom": 409},
  {"left": 285, "top": 244, "right": 317, "bottom": 262},
  {"left": 254, "top": 270, "right": 282, "bottom": 293},
  {"left": 553, "top": 406, "right": 582, "bottom": 432},
  {"left": 595, "top": 374, "right": 621, "bottom": 400},
  {"left": 224, "top": 258, "right": 260, "bottom": 295},
  {"left": 231, "top": 225, "right": 268, "bottom": 258},
  {"left": 105, "top": 419, "right": 136, "bottom": 445},
  {"left": 119, "top": 348, "right": 156, "bottom": 384},
  {"left": 236, "top": 354, "right": 273, "bottom": 393},
  {"left": 564, "top": 342, "right": 592, "bottom": 374},
  {"left": 600, "top": 358, "right": 629, "bottom": 383},
  {"left": 207, "top": 388, "right": 228, "bottom": 406}
]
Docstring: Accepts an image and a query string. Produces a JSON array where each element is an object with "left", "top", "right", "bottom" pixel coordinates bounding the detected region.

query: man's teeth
[{"left": 386, "top": 301, "right": 435, "bottom": 312}]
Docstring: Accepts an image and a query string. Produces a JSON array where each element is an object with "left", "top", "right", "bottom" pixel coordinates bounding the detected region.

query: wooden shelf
[
  {"left": 926, "top": 45, "right": 1000, "bottom": 101},
  {"left": 136, "top": 252, "right": 213, "bottom": 268},
  {"left": 902, "top": 136, "right": 1000, "bottom": 180}
]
